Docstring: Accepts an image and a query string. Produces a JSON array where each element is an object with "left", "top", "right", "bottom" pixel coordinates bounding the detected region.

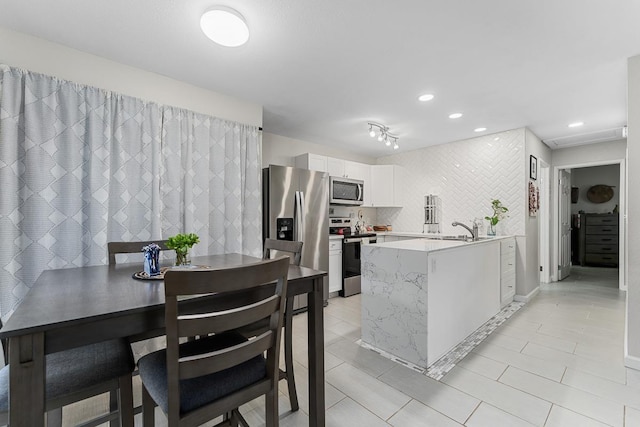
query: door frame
[
  {"left": 539, "top": 160, "right": 551, "bottom": 283},
  {"left": 551, "top": 159, "right": 626, "bottom": 290}
]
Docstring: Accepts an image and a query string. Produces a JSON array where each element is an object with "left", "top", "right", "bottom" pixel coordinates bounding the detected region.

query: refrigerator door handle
[
  {"left": 295, "top": 191, "right": 303, "bottom": 242},
  {"left": 299, "top": 191, "right": 306, "bottom": 242}
]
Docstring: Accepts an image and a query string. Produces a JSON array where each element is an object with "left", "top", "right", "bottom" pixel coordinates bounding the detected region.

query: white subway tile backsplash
[{"left": 376, "top": 129, "right": 526, "bottom": 236}]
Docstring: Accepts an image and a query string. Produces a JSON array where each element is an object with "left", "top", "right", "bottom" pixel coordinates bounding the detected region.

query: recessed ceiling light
[
  {"left": 418, "top": 94, "right": 434, "bottom": 102},
  {"left": 200, "top": 7, "right": 249, "bottom": 47},
  {"left": 568, "top": 122, "right": 584, "bottom": 128},
  {"left": 474, "top": 127, "right": 487, "bottom": 132},
  {"left": 449, "top": 113, "right": 463, "bottom": 119}
]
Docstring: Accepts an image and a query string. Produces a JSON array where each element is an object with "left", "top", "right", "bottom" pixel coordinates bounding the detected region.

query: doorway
[{"left": 552, "top": 160, "right": 625, "bottom": 290}]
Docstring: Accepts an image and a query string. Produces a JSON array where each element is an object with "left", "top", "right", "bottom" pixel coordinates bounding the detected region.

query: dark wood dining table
[{"left": 0, "top": 253, "right": 327, "bottom": 427}]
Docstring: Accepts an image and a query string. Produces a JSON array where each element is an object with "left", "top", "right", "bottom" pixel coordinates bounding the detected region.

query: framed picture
[{"left": 530, "top": 155, "right": 537, "bottom": 180}]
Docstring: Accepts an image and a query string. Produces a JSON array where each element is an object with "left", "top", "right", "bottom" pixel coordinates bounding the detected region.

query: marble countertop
[
  {"left": 329, "top": 235, "right": 344, "bottom": 240},
  {"left": 370, "top": 235, "right": 513, "bottom": 253}
]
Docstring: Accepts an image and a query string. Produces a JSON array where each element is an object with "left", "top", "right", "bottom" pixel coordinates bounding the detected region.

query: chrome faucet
[{"left": 452, "top": 221, "right": 478, "bottom": 241}]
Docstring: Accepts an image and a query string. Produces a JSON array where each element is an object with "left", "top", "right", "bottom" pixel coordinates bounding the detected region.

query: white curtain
[
  {"left": 0, "top": 65, "right": 262, "bottom": 318},
  {"left": 161, "top": 107, "right": 262, "bottom": 258}
]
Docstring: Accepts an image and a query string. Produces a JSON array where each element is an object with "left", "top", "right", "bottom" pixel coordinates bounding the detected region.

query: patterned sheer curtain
[
  {"left": 0, "top": 65, "right": 262, "bottom": 318},
  {"left": 161, "top": 107, "right": 262, "bottom": 258}
]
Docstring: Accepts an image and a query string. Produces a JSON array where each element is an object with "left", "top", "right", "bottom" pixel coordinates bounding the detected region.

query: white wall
[
  {"left": 262, "top": 132, "right": 375, "bottom": 168},
  {"left": 0, "top": 27, "right": 262, "bottom": 126},
  {"left": 626, "top": 55, "right": 640, "bottom": 368},
  {"left": 570, "top": 164, "right": 620, "bottom": 215},
  {"left": 523, "top": 129, "right": 552, "bottom": 297},
  {"left": 552, "top": 139, "right": 627, "bottom": 166}
]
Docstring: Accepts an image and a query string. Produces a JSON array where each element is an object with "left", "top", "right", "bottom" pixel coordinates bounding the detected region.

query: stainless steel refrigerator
[{"left": 263, "top": 165, "right": 329, "bottom": 310}]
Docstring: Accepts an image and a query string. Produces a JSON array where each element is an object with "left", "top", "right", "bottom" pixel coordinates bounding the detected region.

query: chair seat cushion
[
  {"left": 138, "top": 332, "right": 266, "bottom": 415},
  {"left": 0, "top": 338, "right": 134, "bottom": 412}
]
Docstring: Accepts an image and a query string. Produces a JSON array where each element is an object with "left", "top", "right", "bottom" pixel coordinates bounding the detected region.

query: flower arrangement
[
  {"left": 166, "top": 233, "right": 200, "bottom": 266},
  {"left": 484, "top": 199, "right": 509, "bottom": 235}
]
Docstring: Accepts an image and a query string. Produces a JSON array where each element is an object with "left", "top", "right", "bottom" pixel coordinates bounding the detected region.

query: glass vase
[
  {"left": 487, "top": 223, "right": 497, "bottom": 236},
  {"left": 175, "top": 248, "right": 191, "bottom": 266}
]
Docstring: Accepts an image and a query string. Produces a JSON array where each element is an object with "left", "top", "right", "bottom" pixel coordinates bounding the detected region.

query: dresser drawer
[
  {"left": 585, "top": 234, "right": 618, "bottom": 244},
  {"left": 586, "top": 244, "right": 618, "bottom": 254},
  {"left": 586, "top": 225, "right": 618, "bottom": 235},
  {"left": 585, "top": 253, "right": 618, "bottom": 265},
  {"left": 585, "top": 215, "right": 618, "bottom": 226}
]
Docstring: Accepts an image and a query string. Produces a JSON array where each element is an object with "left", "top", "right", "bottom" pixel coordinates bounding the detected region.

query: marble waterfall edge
[{"left": 361, "top": 245, "right": 429, "bottom": 368}]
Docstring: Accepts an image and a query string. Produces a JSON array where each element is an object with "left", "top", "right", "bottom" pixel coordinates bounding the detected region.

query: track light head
[{"left": 367, "top": 122, "right": 399, "bottom": 150}]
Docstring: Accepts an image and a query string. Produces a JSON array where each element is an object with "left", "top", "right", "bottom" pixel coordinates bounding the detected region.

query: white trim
[
  {"left": 514, "top": 286, "right": 540, "bottom": 303},
  {"left": 625, "top": 354, "right": 640, "bottom": 371},
  {"left": 539, "top": 161, "right": 551, "bottom": 283}
]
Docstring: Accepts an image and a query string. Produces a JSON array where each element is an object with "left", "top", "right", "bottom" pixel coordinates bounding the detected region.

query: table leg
[
  {"left": 307, "top": 277, "right": 325, "bottom": 427},
  {"left": 9, "top": 333, "right": 45, "bottom": 427}
]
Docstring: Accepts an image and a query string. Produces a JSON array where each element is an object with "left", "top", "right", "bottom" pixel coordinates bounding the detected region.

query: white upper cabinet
[
  {"left": 327, "top": 157, "right": 345, "bottom": 177},
  {"left": 295, "top": 153, "right": 328, "bottom": 172},
  {"left": 295, "top": 153, "right": 403, "bottom": 208},
  {"left": 371, "top": 165, "right": 404, "bottom": 207}
]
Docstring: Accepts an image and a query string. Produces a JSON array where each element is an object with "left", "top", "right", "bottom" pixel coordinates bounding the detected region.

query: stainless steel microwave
[{"left": 329, "top": 176, "right": 364, "bottom": 205}]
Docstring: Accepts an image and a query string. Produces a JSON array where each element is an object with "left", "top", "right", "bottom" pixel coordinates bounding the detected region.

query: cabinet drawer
[
  {"left": 585, "top": 253, "right": 618, "bottom": 264},
  {"left": 585, "top": 234, "right": 618, "bottom": 244},
  {"left": 586, "top": 225, "right": 618, "bottom": 235},
  {"left": 500, "top": 240, "right": 516, "bottom": 252},
  {"left": 585, "top": 215, "right": 618, "bottom": 226},
  {"left": 586, "top": 244, "right": 618, "bottom": 254},
  {"left": 329, "top": 240, "right": 342, "bottom": 251}
]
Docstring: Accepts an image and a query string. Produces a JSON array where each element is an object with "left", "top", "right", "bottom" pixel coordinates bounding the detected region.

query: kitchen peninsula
[{"left": 361, "top": 236, "right": 515, "bottom": 370}]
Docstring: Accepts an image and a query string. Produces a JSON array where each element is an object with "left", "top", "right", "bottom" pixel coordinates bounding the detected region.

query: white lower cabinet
[
  {"left": 500, "top": 238, "right": 516, "bottom": 307},
  {"left": 329, "top": 239, "right": 343, "bottom": 293}
]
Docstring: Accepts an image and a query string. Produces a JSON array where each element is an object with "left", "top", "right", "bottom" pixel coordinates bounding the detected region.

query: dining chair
[
  {"left": 0, "top": 319, "right": 135, "bottom": 427},
  {"left": 137, "top": 256, "right": 290, "bottom": 427},
  {"left": 108, "top": 240, "right": 170, "bottom": 265},
  {"left": 262, "top": 238, "right": 303, "bottom": 412}
]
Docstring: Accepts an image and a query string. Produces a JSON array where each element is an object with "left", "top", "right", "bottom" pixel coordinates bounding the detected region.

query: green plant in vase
[
  {"left": 166, "top": 233, "right": 200, "bottom": 266},
  {"left": 484, "top": 199, "right": 509, "bottom": 236}
]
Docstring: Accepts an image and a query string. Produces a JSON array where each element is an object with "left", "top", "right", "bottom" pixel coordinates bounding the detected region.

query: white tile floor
[{"left": 65, "top": 266, "right": 639, "bottom": 426}]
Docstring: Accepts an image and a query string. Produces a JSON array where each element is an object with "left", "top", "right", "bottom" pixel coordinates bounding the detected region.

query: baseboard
[
  {"left": 514, "top": 286, "right": 540, "bottom": 303},
  {"left": 625, "top": 354, "right": 640, "bottom": 371}
]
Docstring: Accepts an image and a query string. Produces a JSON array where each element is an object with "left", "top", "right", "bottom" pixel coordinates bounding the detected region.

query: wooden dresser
[{"left": 578, "top": 213, "right": 619, "bottom": 267}]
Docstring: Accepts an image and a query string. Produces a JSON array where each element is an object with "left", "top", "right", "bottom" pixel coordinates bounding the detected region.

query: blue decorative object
[{"left": 142, "top": 243, "right": 161, "bottom": 276}]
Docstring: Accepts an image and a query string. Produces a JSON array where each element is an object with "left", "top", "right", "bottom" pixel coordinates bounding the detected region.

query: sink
[{"left": 439, "top": 235, "right": 471, "bottom": 241}]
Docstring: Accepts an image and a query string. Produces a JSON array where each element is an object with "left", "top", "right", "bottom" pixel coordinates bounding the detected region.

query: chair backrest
[
  {"left": 107, "top": 240, "right": 170, "bottom": 265},
  {"left": 263, "top": 238, "right": 303, "bottom": 266},
  {"left": 163, "top": 256, "right": 290, "bottom": 419}
]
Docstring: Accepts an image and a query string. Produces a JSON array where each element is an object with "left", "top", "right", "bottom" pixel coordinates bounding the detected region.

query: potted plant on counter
[
  {"left": 485, "top": 199, "right": 508, "bottom": 236},
  {"left": 166, "top": 233, "right": 200, "bottom": 266}
]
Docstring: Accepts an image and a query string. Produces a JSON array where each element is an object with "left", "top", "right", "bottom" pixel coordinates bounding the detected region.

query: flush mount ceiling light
[
  {"left": 449, "top": 113, "right": 463, "bottom": 119},
  {"left": 368, "top": 122, "right": 399, "bottom": 150},
  {"left": 474, "top": 127, "right": 487, "bottom": 132},
  {"left": 568, "top": 122, "right": 584, "bottom": 128},
  {"left": 418, "top": 93, "right": 435, "bottom": 102},
  {"left": 200, "top": 7, "right": 249, "bottom": 47}
]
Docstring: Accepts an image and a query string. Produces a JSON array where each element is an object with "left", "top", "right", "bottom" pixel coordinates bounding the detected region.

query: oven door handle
[{"left": 344, "top": 238, "right": 362, "bottom": 244}]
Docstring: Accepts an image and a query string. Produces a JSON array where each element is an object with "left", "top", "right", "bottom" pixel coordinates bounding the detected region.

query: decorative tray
[{"left": 132, "top": 265, "right": 209, "bottom": 280}]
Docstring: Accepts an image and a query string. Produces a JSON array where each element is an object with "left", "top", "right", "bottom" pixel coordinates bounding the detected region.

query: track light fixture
[{"left": 367, "top": 122, "right": 399, "bottom": 150}]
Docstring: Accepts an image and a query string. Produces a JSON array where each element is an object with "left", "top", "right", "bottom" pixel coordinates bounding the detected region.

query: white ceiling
[{"left": 1, "top": 1, "right": 638, "bottom": 156}]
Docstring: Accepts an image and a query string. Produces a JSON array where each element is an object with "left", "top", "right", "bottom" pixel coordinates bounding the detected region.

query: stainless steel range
[{"left": 329, "top": 218, "right": 377, "bottom": 297}]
